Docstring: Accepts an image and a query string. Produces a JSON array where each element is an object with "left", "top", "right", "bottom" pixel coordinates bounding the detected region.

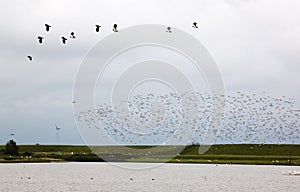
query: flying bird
[
  {"left": 55, "top": 124, "right": 61, "bottom": 130},
  {"left": 95, "top": 25, "right": 101, "bottom": 32},
  {"left": 45, "top": 24, "right": 51, "bottom": 32},
  {"left": 70, "top": 32, "right": 76, "bottom": 39},
  {"left": 166, "top": 26, "right": 172, "bottom": 33},
  {"left": 27, "top": 55, "right": 33, "bottom": 61},
  {"left": 112, "top": 24, "right": 118, "bottom": 32},
  {"left": 37, "top": 36, "right": 44, "bottom": 44},
  {"left": 192, "top": 22, "right": 198, "bottom": 28},
  {"left": 61, "top": 36, "right": 67, "bottom": 44}
]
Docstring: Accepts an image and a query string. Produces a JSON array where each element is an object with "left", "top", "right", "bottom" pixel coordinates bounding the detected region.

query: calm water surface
[{"left": 0, "top": 163, "right": 299, "bottom": 192}]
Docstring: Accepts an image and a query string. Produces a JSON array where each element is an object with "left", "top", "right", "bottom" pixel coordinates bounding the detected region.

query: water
[{"left": 0, "top": 163, "right": 299, "bottom": 192}]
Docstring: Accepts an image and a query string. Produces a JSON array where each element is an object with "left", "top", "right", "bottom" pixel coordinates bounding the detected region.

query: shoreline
[{"left": 1, "top": 144, "right": 300, "bottom": 165}]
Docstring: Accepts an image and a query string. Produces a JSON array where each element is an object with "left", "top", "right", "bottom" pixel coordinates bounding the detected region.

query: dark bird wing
[
  {"left": 27, "top": 55, "right": 32, "bottom": 61},
  {"left": 38, "top": 36, "right": 44, "bottom": 44},
  {"left": 61, "top": 37, "right": 67, "bottom": 44},
  {"left": 192, "top": 22, "right": 198, "bottom": 28},
  {"left": 45, "top": 24, "right": 51, "bottom": 31},
  {"left": 95, "top": 25, "right": 101, "bottom": 32},
  {"left": 113, "top": 24, "right": 118, "bottom": 32}
]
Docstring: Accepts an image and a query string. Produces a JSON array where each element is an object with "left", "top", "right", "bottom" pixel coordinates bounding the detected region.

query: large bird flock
[
  {"left": 75, "top": 91, "right": 300, "bottom": 145},
  {"left": 26, "top": 23, "right": 299, "bottom": 145}
]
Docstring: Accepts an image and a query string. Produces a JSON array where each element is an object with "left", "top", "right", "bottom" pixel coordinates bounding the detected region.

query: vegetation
[
  {"left": 5, "top": 140, "right": 19, "bottom": 155},
  {"left": 0, "top": 144, "right": 299, "bottom": 165}
]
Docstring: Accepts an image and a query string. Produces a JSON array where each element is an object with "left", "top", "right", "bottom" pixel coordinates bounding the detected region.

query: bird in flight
[
  {"left": 27, "top": 55, "right": 33, "bottom": 61},
  {"left": 55, "top": 124, "right": 61, "bottom": 130},
  {"left": 112, "top": 24, "right": 118, "bottom": 32},
  {"left": 70, "top": 32, "right": 76, "bottom": 39},
  {"left": 192, "top": 22, "right": 198, "bottom": 28},
  {"left": 166, "top": 26, "right": 172, "bottom": 33},
  {"left": 45, "top": 24, "right": 51, "bottom": 32},
  {"left": 95, "top": 25, "right": 101, "bottom": 32},
  {"left": 37, "top": 36, "right": 44, "bottom": 44},
  {"left": 61, "top": 36, "right": 67, "bottom": 44}
]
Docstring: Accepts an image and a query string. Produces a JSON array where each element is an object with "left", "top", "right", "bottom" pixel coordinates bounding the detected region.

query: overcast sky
[{"left": 0, "top": 0, "right": 300, "bottom": 144}]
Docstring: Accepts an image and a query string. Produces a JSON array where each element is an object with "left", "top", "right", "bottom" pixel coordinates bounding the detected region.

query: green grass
[
  {"left": 181, "top": 144, "right": 300, "bottom": 156},
  {"left": 18, "top": 145, "right": 91, "bottom": 153},
  {"left": 0, "top": 144, "right": 299, "bottom": 165}
]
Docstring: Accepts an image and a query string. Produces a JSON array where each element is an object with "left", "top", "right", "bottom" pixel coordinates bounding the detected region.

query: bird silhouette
[
  {"left": 45, "top": 24, "right": 51, "bottom": 32},
  {"left": 37, "top": 36, "right": 44, "bottom": 44},
  {"left": 61, "top": 36, "right": 67, "bottom": 44},
  {"left": 112, "top": 24, "right": 118, "bottom": 32},
  {"left": 95, "top": 25, "right": 101, "bottom": 32},
  {"left": 166, "top": 26, "right": 172, "bottom": 33},
  {"left": 70, "top": 32, "right": 76, "bottom": 39},
  {"left": 192, "top": 22, "right": 198, "bottom": 28},
  {"left": 27, "top": 55, "right": 33, "bottom": 61}
]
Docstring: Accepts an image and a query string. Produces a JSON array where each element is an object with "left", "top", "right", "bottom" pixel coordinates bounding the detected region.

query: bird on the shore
[
  {"left": 192, "top": 22, "right": 198, "bottom": 28},
  {"left": 61, "top": 36, "right": 67, "bottom": 44},
  {"left": 166, "top": 26, "right": 172, "bottom": 33},
  {"left": 112, "top": 24, "right": 118, "bottom": 32},
  {"left": 70, "top": 32, "right": 76, "bottom": 39},
  {"left": 37, "top": 36, "right": 44, "bottom": 44},
  {"left": 27, "top": 55, "right": 33, "bottom": 61},
  {"left": 95, "top": 25, "right": 101, "bottom": 32},
  {"left": 45, "top": 24, "right": 51, "bottom": 32}
]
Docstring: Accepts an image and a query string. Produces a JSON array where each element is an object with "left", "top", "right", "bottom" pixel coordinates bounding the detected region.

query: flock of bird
[
  {"left": 75, "top": 91, "right": 300, "bottom": 145},
  {"left": 27, "top": 22, "right": 199, "bottom": 61},
  {"left": 26, "top": 23, "right": 122, "bottom": 61},
  {"left": 26, "top": 22, "right": 299, "bottom": 145},
  {"left": 26, "top": 21, "right": 200, "bottom": 143}
]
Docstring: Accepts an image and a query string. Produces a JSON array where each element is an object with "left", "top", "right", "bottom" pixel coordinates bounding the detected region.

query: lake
[{"left": 0, "top": 163, "right": 299, "bottom": 192}]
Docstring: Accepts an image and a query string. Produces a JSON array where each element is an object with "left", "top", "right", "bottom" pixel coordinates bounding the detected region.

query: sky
[{"left": 0, "top": 0, "right": 300, "bottom": 145}]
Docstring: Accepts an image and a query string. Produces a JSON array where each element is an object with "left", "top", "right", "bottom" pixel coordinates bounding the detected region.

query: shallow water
[{"left": 0, "top": 163, "right": 299, "bottom": 192}]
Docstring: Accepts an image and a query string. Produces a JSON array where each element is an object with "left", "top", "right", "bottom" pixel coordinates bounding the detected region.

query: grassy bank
[{"left": 0, "top": 144, "right": 299, "bottom": 165}]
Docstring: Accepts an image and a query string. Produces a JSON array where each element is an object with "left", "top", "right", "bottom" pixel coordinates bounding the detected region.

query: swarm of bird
[
  {"left": 75, "top": 91, "right": 300, "bottom": 145},
  {"left": 26, "top": 22, "right": 299, "bottom": 145}
]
